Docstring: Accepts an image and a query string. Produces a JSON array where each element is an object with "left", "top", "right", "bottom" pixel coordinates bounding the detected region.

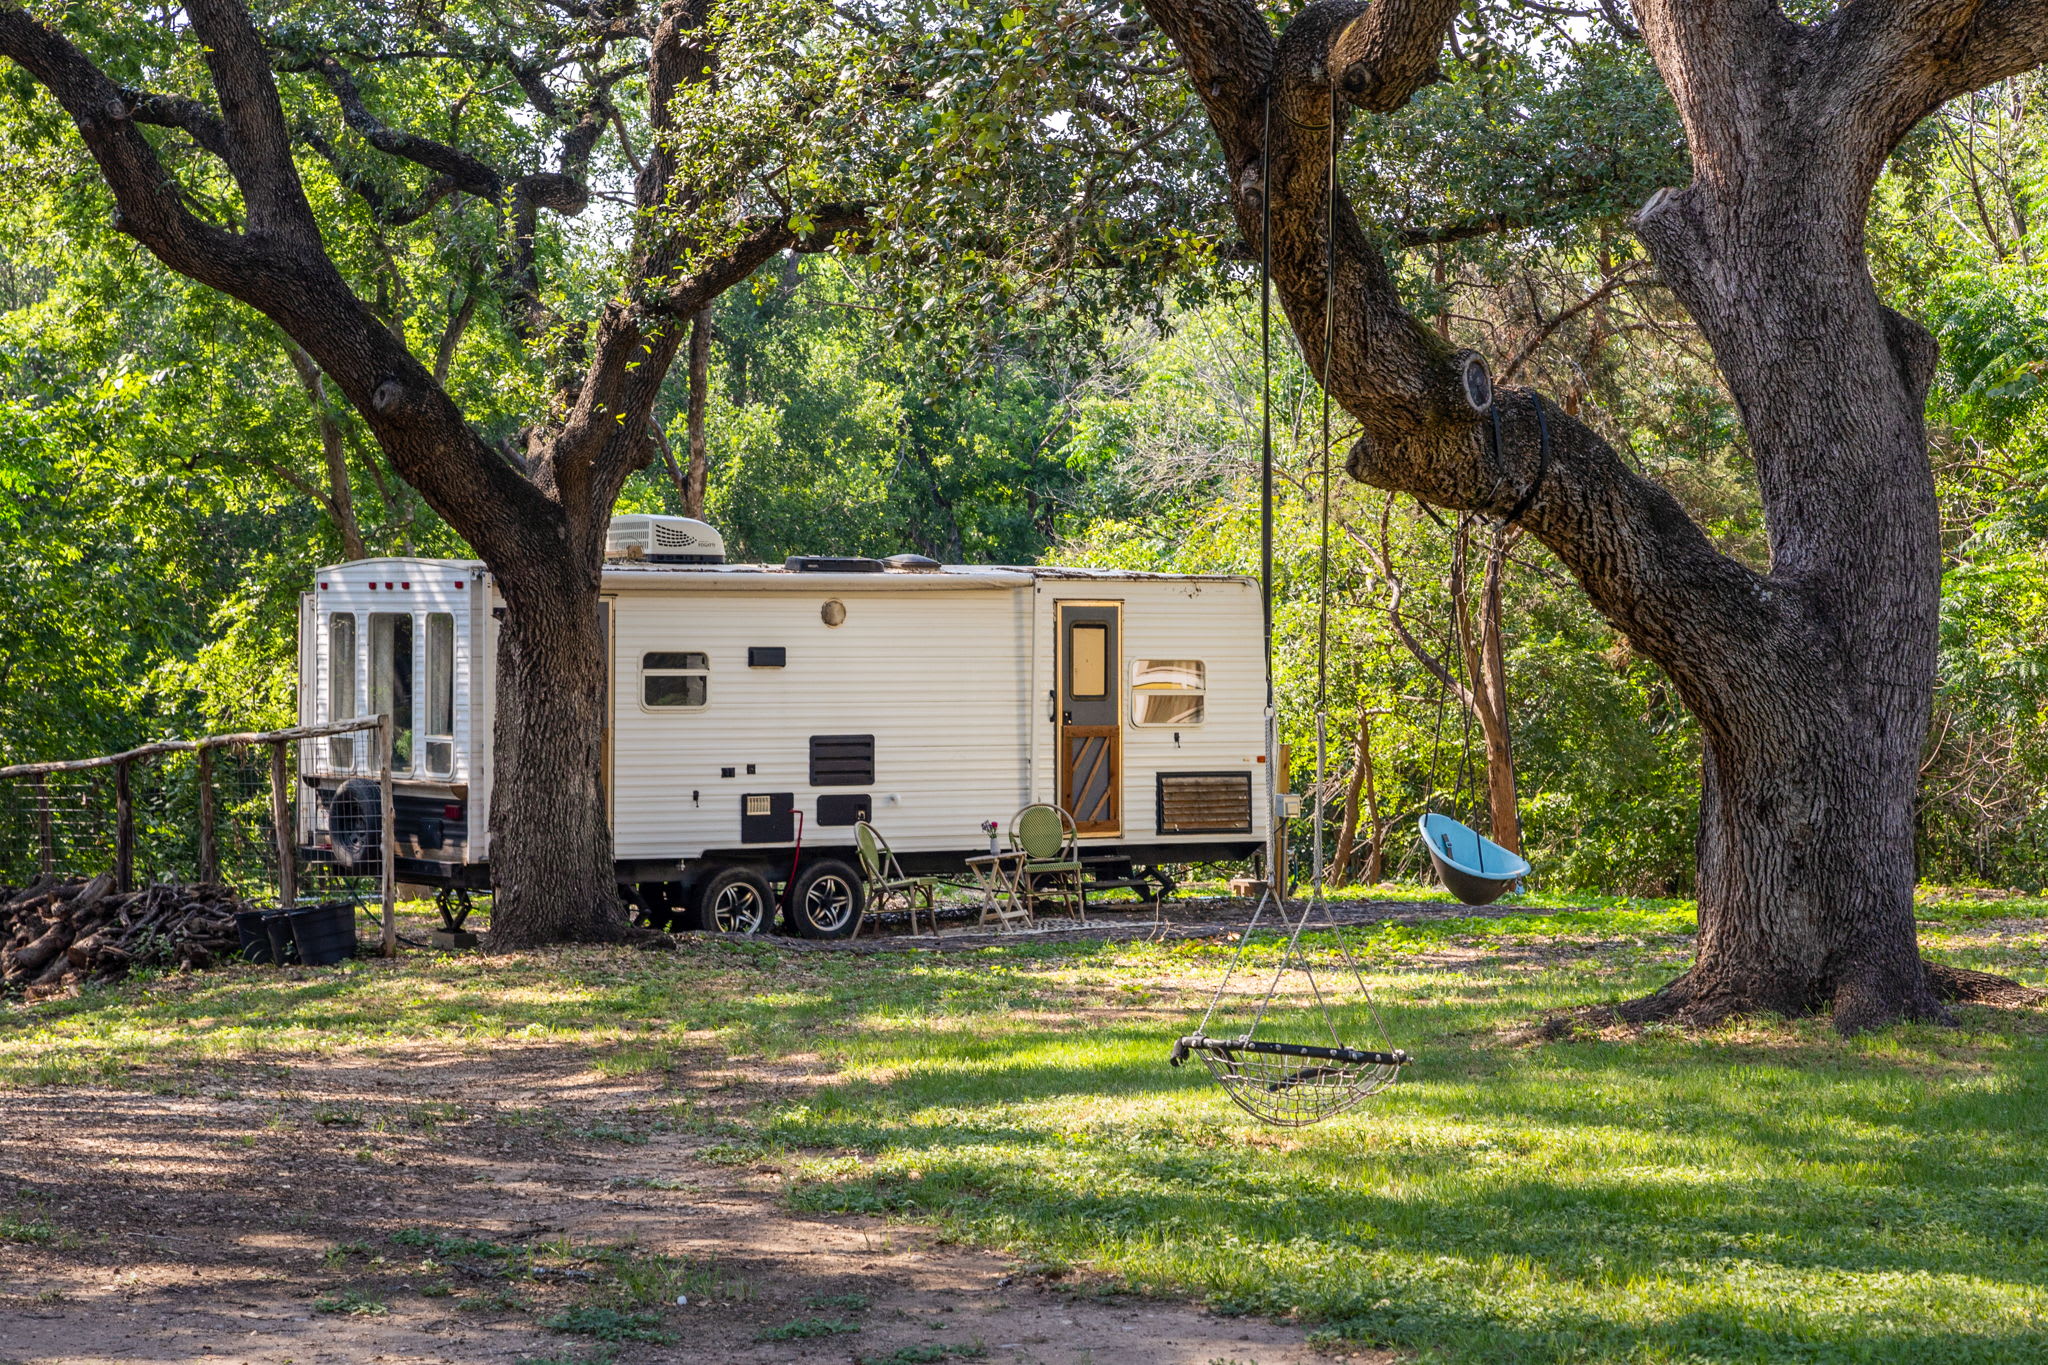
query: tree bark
[
  {"left": 1449, "top": 521, "right": 1521, "bottom": 852},
  {"left": 487, "top": 561, "right": 617, "bottom": 945},
  {"left": 1142, "top": 0, "right": 2048, "bottom": 1030},
  {"left": 1332, "top": 709, "right": 1388, "bottom": 882},
  {"left": 1332, "top": 712, "right": 1368, "bottom": 883},
  {"left": 685, "top": 307, "right": 710, "bottom": 520},
  {"left": 1477, "top": 526, "right": 1519, "bottom": 854},
  {"left": 285, "top": 343, "right": 367, "bottom": 561}
]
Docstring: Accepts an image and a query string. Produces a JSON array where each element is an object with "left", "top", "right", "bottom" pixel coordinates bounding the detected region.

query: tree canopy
[{"left": 5, "top": 1, "right": 2048, "bottom": 948}]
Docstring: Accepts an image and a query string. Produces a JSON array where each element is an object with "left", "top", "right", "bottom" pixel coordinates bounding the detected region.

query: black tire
[
  {"left": 328, "top": 778, "right": 382, "bottom": 872},
  {"left": 787, "top": 859, "right": 865, "bottom": 939},
  {"left": 691, "top": 865, "right": 775, "bottom": 935}
]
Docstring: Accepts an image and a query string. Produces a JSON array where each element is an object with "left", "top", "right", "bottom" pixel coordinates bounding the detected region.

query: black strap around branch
[{"left": 1502, "top": 395, "right": 1551, "bottom": 526}]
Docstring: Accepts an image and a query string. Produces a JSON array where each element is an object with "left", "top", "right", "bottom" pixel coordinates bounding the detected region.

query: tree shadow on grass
[{"left": 765, "top": 1015, "right": 2048, "bottom": 1365}]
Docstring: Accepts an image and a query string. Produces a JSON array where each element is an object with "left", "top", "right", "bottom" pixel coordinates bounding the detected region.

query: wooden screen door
[{"left": 1058, "top": 602, "right": 1121, "bottom": 835}]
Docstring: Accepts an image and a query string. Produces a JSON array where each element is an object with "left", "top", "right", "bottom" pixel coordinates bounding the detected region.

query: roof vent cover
[
  {"left": 606, "top": 515, "right": 725, "bottom": 564},
  {"left": 784, "top": 555, "right": 884, "bottom": 574}
]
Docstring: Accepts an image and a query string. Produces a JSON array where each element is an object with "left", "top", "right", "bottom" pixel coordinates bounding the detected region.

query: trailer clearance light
[{"left": 443, "top": 804, "right": 464, "bottom": 821}]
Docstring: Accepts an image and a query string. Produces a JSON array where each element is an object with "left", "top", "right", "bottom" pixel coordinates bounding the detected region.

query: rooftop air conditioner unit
[{"left": 606, "top": 515, "right": 726, "bottom": 564}]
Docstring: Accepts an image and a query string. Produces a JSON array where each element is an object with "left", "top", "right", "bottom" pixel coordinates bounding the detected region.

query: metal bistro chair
[
  {"left": 1010, "top": 803, "right": 1086, "bottom": 923},
  {"left": 855, "top": 820, "right": 939, "bottom": 937}
]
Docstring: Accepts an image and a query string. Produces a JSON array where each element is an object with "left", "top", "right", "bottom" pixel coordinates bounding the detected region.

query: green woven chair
[
  {"left": 856, "top": 821, "right": 938, "bottom": 936},
  {"left": 1010, "top": 803, "right": 1086, "bottom": 923}
]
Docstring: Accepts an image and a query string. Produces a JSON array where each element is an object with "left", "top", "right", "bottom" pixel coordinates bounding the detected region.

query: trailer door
[{"left": 1057, "top": 600, "right": 1122, "bottom": 836}]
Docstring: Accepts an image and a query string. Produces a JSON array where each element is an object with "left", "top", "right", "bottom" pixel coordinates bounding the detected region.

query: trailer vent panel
[
  {"left": 741, "top": 792, "right": 795, "bottom": 843},
  {"left": 809, "top": 734, "right": 875, "bottom": 786},
  {"left": 816, "top": 794, "right": 871, "bottom": 826},
  {"left": 1157, "top": 772, "right": 1255, "bottom": 835}
]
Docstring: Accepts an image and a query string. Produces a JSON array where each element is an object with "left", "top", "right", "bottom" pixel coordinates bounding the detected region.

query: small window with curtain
[
  {"left": 369, "top": 612, "right": 414, "bottom": 773},
  {"left": 424, "top": 613, "right": 456, "bottom": 777},
  {"left": 1132, "top": 659, "right": 1206, "bottom": 726},
  {"left": 643, "top": 651, "right": 708, "bottom": 709},
  {"left": 1069, "top": 622, "right": 1108, "bottom": 698}
]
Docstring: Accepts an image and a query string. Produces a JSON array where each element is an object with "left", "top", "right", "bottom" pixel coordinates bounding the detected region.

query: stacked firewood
[{"left": 1, "top": 875, "right": 249, "bottom": 999}]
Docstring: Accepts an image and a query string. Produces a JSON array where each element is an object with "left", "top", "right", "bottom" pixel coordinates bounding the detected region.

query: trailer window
[
  {"left": 328, "top": 613, "right": 357, "bottom": 771},
  {"left": 424, "top": 613, "right": 455, "bottom": 777},
  {"left": 369, "top": 613, "right": 414, "bottom": 772},
  {"left": 1069, "top": 623, "right": 1109, "bottom": 698},
  {"left": 643, "top": 651, "right": 708, "bottom": 708},
  {"left": 1132, "top": 659, "right": 1205, "bottom": 725}
]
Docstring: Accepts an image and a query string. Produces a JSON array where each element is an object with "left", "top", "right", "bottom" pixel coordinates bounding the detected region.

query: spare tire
[{"left": 328, "top": 778, "right": 383, "bottom": 871}]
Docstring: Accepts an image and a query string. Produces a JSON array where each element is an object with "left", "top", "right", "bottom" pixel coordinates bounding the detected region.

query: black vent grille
[
  {"left": 809, "top": 734, "right": 875, "bottom": 786},
  {"left": 1157, "top": 772, "right": 1254, "bottom": 835}
]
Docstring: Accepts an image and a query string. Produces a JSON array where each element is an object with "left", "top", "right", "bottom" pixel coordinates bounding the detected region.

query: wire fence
[{"left": 0, "top": 716, "right": 396, "bottom": 952}]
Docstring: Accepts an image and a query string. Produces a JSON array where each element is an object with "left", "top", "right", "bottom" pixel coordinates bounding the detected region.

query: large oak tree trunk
[
  {"left": 1141, "top": 0, "right": 2048, "bottom": 1030},
  {"left": 487, "top": 562, "right": 621, "bottom": 946}
]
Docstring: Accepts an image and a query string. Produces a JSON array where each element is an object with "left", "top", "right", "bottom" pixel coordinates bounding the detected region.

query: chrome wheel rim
[
  {"left": 802, "top": 874, "right": 857, "bottom": 934},
  {"left": 711, "top": 882, "right": 766, "bottom": 934}
]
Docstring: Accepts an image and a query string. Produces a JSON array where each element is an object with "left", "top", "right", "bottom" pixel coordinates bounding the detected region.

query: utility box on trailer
[{"left": 297, "top": 517, "right": 1272, "bottom": 935}]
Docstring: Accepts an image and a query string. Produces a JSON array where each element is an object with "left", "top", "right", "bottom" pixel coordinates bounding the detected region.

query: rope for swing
[{"left": 1172, "top": 68, "right": 1406, "bottom": 1126}]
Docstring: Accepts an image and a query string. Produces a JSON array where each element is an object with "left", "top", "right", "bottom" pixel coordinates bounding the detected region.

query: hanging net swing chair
[
  {"left": 1171, "top": 887, "right": 1410, "bottom": 1125},
  {"left": 1169, "top": 77, "right": 1408, "bottom": 1127}
]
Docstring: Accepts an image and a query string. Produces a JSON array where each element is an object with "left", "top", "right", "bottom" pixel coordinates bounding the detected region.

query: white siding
[{"left": 609, "top": 586, "right": 1033, "bottom": 857}]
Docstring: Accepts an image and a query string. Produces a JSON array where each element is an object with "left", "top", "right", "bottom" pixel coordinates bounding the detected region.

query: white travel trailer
[{"left": 296, "top": 516, "right": 1272, "bottom": 936}]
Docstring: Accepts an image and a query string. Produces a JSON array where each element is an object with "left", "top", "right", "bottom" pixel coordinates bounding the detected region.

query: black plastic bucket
[
  {"left": 236, "top": 909, "right": 275, "bottom": 964},
  {"left": 288, "top": 901, "right": 358, "bottom": 967},
  {"left": 262, "top": 911, "right": 300, "bottom": 966}
]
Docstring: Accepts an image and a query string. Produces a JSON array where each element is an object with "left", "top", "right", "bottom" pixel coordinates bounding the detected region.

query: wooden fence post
[
  {"left": 270, "top": 740, "right": 296, "bottom": 910},
  {"left": 114, "top": 759, "right": 133, "bottom": 893},
  {"left": 30, "top": 774, "right": 53, "bottom": 879},
  {"left": 196, "top": 745, "right": 218, "bottom": 885},
  {"left": 378, "top": 716, "right": 397, "bottom": 957}
]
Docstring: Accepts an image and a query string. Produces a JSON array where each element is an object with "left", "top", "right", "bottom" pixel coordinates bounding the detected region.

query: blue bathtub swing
[{"left": 1419, "top": 811, "right": 1530, "bottom": 907}]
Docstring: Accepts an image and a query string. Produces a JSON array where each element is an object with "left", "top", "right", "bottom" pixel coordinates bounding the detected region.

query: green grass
[
  {"left": 756, "top": 1316, "right": 862, "bottom": 1340},
  {"left": 312, "top": 1289, "right": 389, "bottom": 1316},
  {"left": 0, "top": 1213, "right": 55, "bottom": 1244},
  {"left": 3, "top": 895, "right": 2043, "bottom": 1364},
  {"left": 539, "top": 1305, "right": 674, "bottom": 1343},
  {"left": 856, "top": 1347, "right": 986, "bottom": 1365}
]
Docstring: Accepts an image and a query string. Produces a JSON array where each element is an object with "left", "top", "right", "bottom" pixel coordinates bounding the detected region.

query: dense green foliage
[{"left": 1, "top": 7, "right": 2046, "bottom": 891}]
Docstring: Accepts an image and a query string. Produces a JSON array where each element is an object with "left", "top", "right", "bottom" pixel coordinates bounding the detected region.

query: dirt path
[{"left": 0, "top": 1049, "right": 1388, "bottom": 1365}]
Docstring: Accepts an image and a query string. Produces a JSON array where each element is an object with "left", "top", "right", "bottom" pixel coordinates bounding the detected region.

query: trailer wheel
[
  {"left": 328, "top": 778, "right": 383, "bottom": 871},
  {"left": 693, "top": 866, "right": 774, "bottom": 935},
  {"left": 787, "top": 859, "right": 865, "bottom": 939}
]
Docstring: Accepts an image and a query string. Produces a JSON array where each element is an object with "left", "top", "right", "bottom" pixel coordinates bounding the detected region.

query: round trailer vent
[{"left": 882, "top": 554, "right": 942, "bottom": 572}]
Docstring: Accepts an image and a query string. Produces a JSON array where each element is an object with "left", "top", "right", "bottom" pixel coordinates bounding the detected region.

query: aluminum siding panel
[{"left": 609, "top": 586, "right": 1034, "bottom": 858}]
